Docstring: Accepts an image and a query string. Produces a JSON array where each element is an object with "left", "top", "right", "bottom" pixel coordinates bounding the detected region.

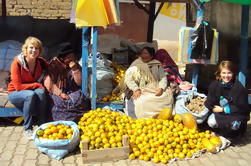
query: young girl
[
  {"left": 8, "top": 36, "right": 49, "bottom": 139},
  {"left": 205, "top": 61, "right": 249, "bottom": 139}
]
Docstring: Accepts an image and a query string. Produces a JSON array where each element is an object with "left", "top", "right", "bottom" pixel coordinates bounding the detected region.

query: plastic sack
[
  {"left": 190, "top": 21, "right": 214, "bottom": 60},
  {"left": 33, "top": 121, "right": 80, "bottom": 160},
  {"left": 174, "top": 89, "right": 209, "bottom": 124}
]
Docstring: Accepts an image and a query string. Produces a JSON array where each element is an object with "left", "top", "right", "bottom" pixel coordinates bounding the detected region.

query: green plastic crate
[{"left": 220, "top": 0, "right": 251, "bottom": 5}]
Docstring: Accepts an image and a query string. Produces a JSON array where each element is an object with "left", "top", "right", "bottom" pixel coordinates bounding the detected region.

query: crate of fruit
[{"left": 80, "top": 135, "right": 130, "bottom": 163}]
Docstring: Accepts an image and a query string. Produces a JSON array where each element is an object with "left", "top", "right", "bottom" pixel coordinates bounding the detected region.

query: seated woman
[
  {"left": 44, "top": 43, "right": 90, "bottom": 121},
  {"left": 8, "top": 36, "right": 49, "bottom": 139},
  {"left": 124, "top": 46, "right": 173, "bottom": 119},
  {"left": 205, "top": 61, "right": 249, "bottom": 140}
]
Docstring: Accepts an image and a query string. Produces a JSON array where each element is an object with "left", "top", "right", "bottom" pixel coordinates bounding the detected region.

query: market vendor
[
  {"left": 205, "top": 60, "right": 249, "bottom": 140},
  {"left": 43, "top": 42, "right": 90, "bottom": 121},
  {"left": 124, "top": 46, "right": 173, "bottom": 119}
]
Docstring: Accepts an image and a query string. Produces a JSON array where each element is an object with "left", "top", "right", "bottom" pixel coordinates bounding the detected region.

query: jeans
[
  {"left": 8, "top": 88, "right": 48, "bottom": 130},
  {"left": 124, "top": 98, "right": 137, "bottom": 119}
]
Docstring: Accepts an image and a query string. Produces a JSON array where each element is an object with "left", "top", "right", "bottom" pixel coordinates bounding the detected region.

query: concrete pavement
[{"left": 0, "top": 118, "right": 251, "bottom": 166}]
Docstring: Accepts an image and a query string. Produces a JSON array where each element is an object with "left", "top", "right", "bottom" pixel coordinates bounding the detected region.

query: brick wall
[{"left": 6, "top": 0, "right": 71, "bottom": 19}]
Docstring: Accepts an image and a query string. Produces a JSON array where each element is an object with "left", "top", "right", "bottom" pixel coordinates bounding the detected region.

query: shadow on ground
[{"left": 0, "top": 117, "right": 22, "bottom": 127}]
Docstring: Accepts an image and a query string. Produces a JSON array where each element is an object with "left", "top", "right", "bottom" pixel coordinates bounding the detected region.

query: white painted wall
[{"left": 153, "top": 3, "right": 186, "bottom": 41}]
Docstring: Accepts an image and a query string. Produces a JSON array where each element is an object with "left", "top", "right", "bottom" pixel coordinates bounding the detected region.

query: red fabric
[
  {"left": 155, "top": 49, "right": 177, "bottom": 67},
  {"left": 155, "top": 49, "right": 183, "bottom": 84},
  {"left": 8, "top": 57, "right": 48, "bottom": 93}
]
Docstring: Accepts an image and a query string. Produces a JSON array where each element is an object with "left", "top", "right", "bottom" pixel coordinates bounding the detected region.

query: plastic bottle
[{"left": 219, "top": 96, "right": 230, "bottom": 114}]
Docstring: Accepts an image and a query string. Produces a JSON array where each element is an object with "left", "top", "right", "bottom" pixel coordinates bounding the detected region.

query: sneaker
[{"left": 24, "top": 129, "right": 34, "bottom": 140}]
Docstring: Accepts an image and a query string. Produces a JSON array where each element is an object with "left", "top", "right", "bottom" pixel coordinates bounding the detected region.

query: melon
[
  {"left": 158, "top": 107, "right": 173, "bottom": 120},
  {"left": 181, "top": 112, "right": 197, "bottom": 129}
]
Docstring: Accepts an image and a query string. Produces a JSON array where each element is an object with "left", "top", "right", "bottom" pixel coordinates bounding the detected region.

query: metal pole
[
  {"left": 91, "top": 27, "right": 98, "bottom": 109},
  {"left": 192, "top": 7, "right": 204, "bottom": 87},
  {"left": 238, "top": 5, "right": 249, "bottom": 87},
  {"left": 81, "top": 27, "right": 89, "bottom": 96}
]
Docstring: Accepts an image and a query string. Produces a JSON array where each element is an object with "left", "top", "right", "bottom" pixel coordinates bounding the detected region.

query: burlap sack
[{"left": 134, "top": 82, "right": 173, "bottom": 119}]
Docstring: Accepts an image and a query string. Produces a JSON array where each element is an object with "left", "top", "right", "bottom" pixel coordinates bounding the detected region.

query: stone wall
[{"left": 6, "top": 0, "right": 71, "bottom": 19}]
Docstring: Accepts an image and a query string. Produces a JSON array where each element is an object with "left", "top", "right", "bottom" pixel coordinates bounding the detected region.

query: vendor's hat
[{"left": 57, "top": 42, "right": 74, "bottom": 58}]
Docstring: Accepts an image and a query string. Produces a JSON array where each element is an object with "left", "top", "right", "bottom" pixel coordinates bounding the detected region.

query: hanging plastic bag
[{"left": 190, "top": 21, "right": 214, "bottom": 59}]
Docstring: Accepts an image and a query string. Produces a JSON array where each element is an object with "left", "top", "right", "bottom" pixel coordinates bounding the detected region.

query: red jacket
[{"left": 8, "top": 55, "right": 48, "bottom": 93}]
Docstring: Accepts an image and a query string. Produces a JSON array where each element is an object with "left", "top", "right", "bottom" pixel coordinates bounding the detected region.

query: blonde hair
[
  {"left": 215, "top": 60, "right": 236, "bottom": 81},
  {"left": 22, "top": 36, "right": 43, "bottom": 56}
]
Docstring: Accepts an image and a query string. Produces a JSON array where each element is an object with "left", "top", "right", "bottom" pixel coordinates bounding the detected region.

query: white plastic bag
[{"left": 175, "top": 89, "right": 209, "bottom": 124}]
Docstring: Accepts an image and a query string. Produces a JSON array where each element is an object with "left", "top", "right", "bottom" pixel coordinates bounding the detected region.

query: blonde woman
[
  {"left": 8, "top": 36, "right": 49, "bottom": 139},
  {"left": 205, "top": 61, "right": 249, "bottom": 140}
]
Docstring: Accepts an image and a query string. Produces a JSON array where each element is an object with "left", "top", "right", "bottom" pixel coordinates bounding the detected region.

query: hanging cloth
[{"left": 75, "top": 0, "right": 119, "bottom": 28}]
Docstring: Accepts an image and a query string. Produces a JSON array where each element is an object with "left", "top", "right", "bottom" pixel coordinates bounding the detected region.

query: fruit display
[
  {"left": 185, "top": 96, "right": 206, "bottom": 114},
  {"left": 78, "top": 108, "right": 217, "bottom": 164},
  {"left": 36, "top": 124, "right": 74, "bottom": 140}
]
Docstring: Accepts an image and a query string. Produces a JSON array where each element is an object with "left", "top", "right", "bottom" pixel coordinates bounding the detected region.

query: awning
[
  {"left": 71, "top": 0, "right": 120, "bottom": 28},
  {"left": 220, "top": 0, "right": 251, "bottom": 5}
]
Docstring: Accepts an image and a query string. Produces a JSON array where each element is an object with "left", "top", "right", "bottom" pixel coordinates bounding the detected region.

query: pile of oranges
[
  {"left": 110, "top": 62, "right": 126, "bottom": 84},
  {"left": 36, "top": 124, "right": 74, "bottom": 140},
  {"left": 101, "top": 93, "right": 121, "bottom": 102},
  {"left": 78, "top": 108, "right": 131, "bottom": 150},
  {"left": 78, "top": 108, "right": 214, "bottom": 164}
]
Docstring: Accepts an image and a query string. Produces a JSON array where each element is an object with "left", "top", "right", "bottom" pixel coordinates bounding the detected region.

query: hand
[
  {"left": 60, "top": 93, "right": 70, "bottom": 100},
  {"left": 213, "top": 105, "right": 224, "bottom": 113},
  {"left": 155, "top": 88, "right": 163, "bottom": 96},
  {"left": 132, "top": 89, "right": 141, "bottom": 99},
  {"left": 69, "top": 61, "right": 79, "bottom": 71}
]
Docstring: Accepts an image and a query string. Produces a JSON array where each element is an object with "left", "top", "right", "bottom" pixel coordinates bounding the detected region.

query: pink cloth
[
  {"left": 155, "top": 49, "right": 183, "bottom": 84},
  {"left": 155, "top": 49, "right": 177, "bottom": 67}
]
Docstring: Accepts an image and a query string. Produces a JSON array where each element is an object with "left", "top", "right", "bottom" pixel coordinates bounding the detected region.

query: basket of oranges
[{"left": 33, "top": 121, "right": 80, "bottom": 160}]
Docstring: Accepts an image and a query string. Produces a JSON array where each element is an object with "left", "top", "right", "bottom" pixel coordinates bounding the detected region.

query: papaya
[
  {"left": 202, "top": 138, "right": 217, "bottom": 153},
  {"left": 181, "top": 112, "right": 197, "bottom": 129},
  {"left": 173, "top": 114, "right": 182, "bottom": 123},
  {"left": 158, "top": 107, "right": 173, "bottom": 120},
  {"left": 210, "top": 136, "right": 222, "bottom": 148}
]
